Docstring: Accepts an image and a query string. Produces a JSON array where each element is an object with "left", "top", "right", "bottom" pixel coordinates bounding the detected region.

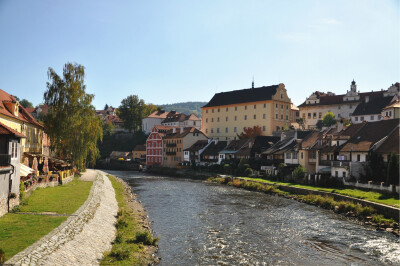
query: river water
[{"left": 107, "top": 171, "right": 400, "bottom": 265}]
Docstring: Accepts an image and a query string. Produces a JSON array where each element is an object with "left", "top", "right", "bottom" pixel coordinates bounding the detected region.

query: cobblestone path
[{"left": 7, "top": 170, "right": 118, "bottom": 265}]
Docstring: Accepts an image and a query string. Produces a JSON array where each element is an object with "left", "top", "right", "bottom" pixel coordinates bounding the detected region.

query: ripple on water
[{"left": 104, "top": 171, "right": 400, "bottom": 265}]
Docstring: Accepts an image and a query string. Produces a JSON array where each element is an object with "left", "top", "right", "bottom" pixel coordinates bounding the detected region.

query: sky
[{"left": 0, "top": 0, "right": 398, "bottom": 109}]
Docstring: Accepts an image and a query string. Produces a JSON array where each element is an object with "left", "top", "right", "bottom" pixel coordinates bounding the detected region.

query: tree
[
  {"left": 20, "top": 99, "right": 33, "bottom": 108},
  {"left": 237, "top": 126, "right": 262, "bottom": 139},
  {"left": 104, "top": 104, "right": 109, "bottom": 110},
  {"left": 103, "top": 120, "right": 114, "bottom": 136},
  {"left": 296, "top": 118, "right": 306, "bottom": 130},
  {"left": 118, "top": 95, "right": 157, "bottom": 132},
  {"left": 44, "top": 63, "right": 103, "bottom": 170},
  {"left": 322, "top": 111, "right": 337, "bottom": 127},
  {"left": 387, "top": 152, "right": 399, "bottom": 187}
]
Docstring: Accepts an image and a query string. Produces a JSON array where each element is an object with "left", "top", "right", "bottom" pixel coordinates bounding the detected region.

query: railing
[
  {"left": 332, "top": 161, "right": 350, "bottom": 167},
  {"left": 0, "top": 154, "right": 11, "bottom": 166},
  {"left": 166, "top": 152, "right": 176, "bottom": 156}
]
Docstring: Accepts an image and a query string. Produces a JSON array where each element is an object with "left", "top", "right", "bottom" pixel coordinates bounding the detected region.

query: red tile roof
[
  {"left": 0, "top": 89, "right": 43, "bottom": 128},
  {"left": 0, "top": 121, "right": 26, "bottom": 138},
  {"left": 147, "top": 110, "right": 178, "bottom": 119}
]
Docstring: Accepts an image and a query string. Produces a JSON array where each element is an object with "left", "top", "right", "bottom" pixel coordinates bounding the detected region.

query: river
[{"left": 107, "top": 171, "right": 400, "bottom": 265}]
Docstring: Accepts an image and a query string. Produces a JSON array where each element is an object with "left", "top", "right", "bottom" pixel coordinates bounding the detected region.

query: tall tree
[
  {"left": 20, "top": 99, "right": 33, "bottom": 108},
  {"left": 104, "top": 104, "right": 109, "bottom": 110},
  {"left": 322, "top": 111, "right": 337, "bottom": 127},
  {"left": 387, "top": 152, "right": 399, "bottom": 187},
  {"left": 237, "top": 126, "right": 262, "bottom": 139},
  {"left": 44, "top": 63, "right": 103, "bottom": 170},
  {"left": 118, "top": 95, "right": 156, "bottom": 132}
]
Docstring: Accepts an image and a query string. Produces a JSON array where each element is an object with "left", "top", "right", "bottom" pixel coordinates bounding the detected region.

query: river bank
[
  {"left": 101, "top": 174, "right": 159, "bottom": 265},
  {"left": 208, "top": 176, "right": 400, "bottom": 237}
]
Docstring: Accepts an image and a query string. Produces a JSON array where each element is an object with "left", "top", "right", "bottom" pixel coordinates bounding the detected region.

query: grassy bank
[
  {"left": 241, "top": 177, "right": 400, "bottom": 208},
  {"left": 208, "top": 176, "right": 399, "bottom": 236},
  {"left": 101, "top": 175, "right": 157, "bottom": 265},
  {"left": 0, "top": 177, "right": 92, "bottom": 261}
]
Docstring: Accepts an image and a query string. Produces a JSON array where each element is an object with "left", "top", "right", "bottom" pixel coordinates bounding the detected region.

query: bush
[
  {"left": 293, "top": 165, "right": 306, "bottom": 179},
  {"left": 116, "top": 217, "right": 128, "bottom": 229},
  {"left": 134, "top": 231, "right": 158, "bottom": 246},
  {"left": 113, "top": 233, "right": 123, "bottom": 244},
  {"left": 244, "top": 168, "right": 253, "bottom": 177},
  {"left": 9, "top": 193, "right": 17, "bottom": 199},
  {"left": 110, "top": 247, "right": 130, "bottom": 260}
]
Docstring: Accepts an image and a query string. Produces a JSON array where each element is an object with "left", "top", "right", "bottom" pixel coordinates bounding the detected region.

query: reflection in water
[{"left": 106, "top": 171, "right": 400, "bottom": 265}]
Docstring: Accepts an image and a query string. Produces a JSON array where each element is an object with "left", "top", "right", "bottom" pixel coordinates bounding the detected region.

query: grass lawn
[
  {"left": 242, "top": 177, "right": 400, "bottom": 208},
  {"left": 0, "top": 177, "right": 93, "bottom": 261},
  {"left": 19, "top": 178, "right": 93, "bottom": 214},
  {"left": 101, "top": 175, "right": 156, "bottom": 265}
]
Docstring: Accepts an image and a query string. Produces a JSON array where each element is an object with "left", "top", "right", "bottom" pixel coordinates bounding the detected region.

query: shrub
[
  {"left": 9, "top": 193, "right": 17, "bottom": 199},
  {"left": 372, "top": 214, "right": 395, "bottom": 224},
  {"left": 134, "top": 231, "right": 158, "bottom": 246},
  {"left": 113, "top": 233, "right": 123, "bottom": 244},
  {"left": 293, "top": 165, "right": 306, "bottom": 179},
  {"left": 19, "top": 182, "right": 25, "bottom": 201},
  {"left": 110, "top": 247, "right": 130, "bottom": 260},
  {"left": 116, "top": 217, "right": 128, "bottom": 229},
  {"left": 244, "top": 168, "right": 253, "bottom": 177},
  {"left": 10, "top": 205, "right": 21, "bottom": 213}
]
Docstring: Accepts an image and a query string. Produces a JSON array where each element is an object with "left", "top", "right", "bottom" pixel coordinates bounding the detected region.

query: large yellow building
[
  {"left": 0, "top": 89, "right": 44, "bottom": 163},
  {"left": 202, "top": 83, "right": 293, "bottom": 140}
]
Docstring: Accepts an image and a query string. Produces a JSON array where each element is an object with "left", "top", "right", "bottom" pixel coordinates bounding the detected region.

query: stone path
[
  {"left": 6, "top": 170, "right": 118, "bottom": 265},
  {"left": 79, "top": 169, "right": 98, "bottom": 181}
]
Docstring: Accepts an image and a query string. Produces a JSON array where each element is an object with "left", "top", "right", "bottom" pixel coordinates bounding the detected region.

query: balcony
[
  {"left": 0, "top": 154, "right": 11, "bottom": 166},
  {"left": 319, "top": 160, "right": 331, "bottom": 166},
  {"left": 332, "top": 161, "right": 350, "bottom": 167},
  {"left": 166, "top": 151, "right": 176, "bottom": 156},
  {"left": 166, "top": 143, "right": 177, "bottom": 148}
]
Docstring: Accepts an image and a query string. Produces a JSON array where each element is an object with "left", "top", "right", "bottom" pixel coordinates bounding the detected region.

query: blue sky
[{"left": 0, "top": 0, "right": 398, "bottom": 109}]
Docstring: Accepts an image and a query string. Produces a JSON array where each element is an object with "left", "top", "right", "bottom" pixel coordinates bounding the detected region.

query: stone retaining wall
[
  {"left": 24, "top": 180, "right": 59, "bottom": 198},
  {"left": 6, "top": 171, "right": 118, "bottom": 265},
  {"left": 60, "top": 174, "right": 74, "bottom": 185}
]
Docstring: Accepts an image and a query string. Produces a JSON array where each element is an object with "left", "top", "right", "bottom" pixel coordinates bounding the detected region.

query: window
[
  {"left": 263, "top": 126, "right": 266, "bottom": 131},
  {"left": 335, "top": 171, "right": 338, "bottom": 177},
  {"left": 281, "top": 93, "right": 283, "bottom": 99},
  {"left": 286, "top": 153, "right": 291, "bottom": 159},
  {"left": 338, "top": 105, "right": 341, "bottom": 110},
  {"left": 211, "top": 128, "right": 214, "bottom": 133},
  {"left": 211, "top": 118, "right": 214, "bottom": 122},
  {"left": 313, "top": 112, "right": 317, "bottom": 119},
  {"left": 264, "top": 103, "right": 266, "bottom": 108},
  {"left": 281, "top": 114, "right": 283, "bottom": 119},
  {"left": 308, "top": 113, "right": 311, "bottom": 118},
  {"left": 343, "top": 172, "right": 346, "bottom": 178},
  {"left": 206, "top": 110, "right": 208, "bottom": 113},
  {"left": 217, "top": 117, "right": 220, "bottom": 122},
  {"left": 226, "top": 116, "right": 228, "bottom": 121},
  {"left": 301, "top": 152, "right": 304, "bottom": 159},
  {"left": 355, "top": 117, "right": 358, "bottom": 121},
  {"left": 263, "top": 114, "right": 266, "bottom": 119},
  {"left": 245, "top": 106, "right": 247, "bottom": 110},
  {"left": 226, "top": 107, "right": 228, "bottom": 112},
  {"left": 293, "top": 152, "right": 298, "bottom": 159},
  {"left": 205, "top": 129, "right": 208, "bottom": 133},
  {"left": 206, "top": 118, "right": 208, "bottom": 123},
  {"left": 244, "top": 115, "right": 247, "bottom": 120},
  {"left": 212, "top": 109, "right": 214, "bottom": 113},
  {"left": 234, "top": 127, "right": 237, "bottom": 133},
  {"left": 360, "top": 116, "right": 364, "bottom": 121},
  {"left": 276, "top": 114, "right": 278, "bottom": 119},
  {"left": 357, "top": 154, "right": 360, "bottom": 161},
  {"left": 234, "top": 116, "right": 237, "bottom": 121},
  {"left": 218, "top": 108, "right": 220, "bottom": 112},
  {"left": 370, "top": 115, "right": 374, "bottom": 120},
  {"left": 286, "top": 105, "right": 288, "bottom": 110},
  {"left": 338, "top": 114, "right": 341, "bottom": 118},
  {"left": 319, "top": 112, "right": 322, "bottom": 119},
  {"left": 276, "top": 104, "right": 278, "bottom": 108},
  {"left": 281, "top": 104, "right": 283, "bottom": 109},
  {"left": 350, "top": 105, "right": 353, "bottom": 108},
  {"left": 286, "top": 115, "right": 288, "bottom": 120},
  {"left": 217, "top": 128, "right": 220, "bottom": 133},
  {"left": 254, "top": 114, "right": 256, "bottom": 119},
  {"left": 225, "top": 127, "right": 228, "bottom": 133},
  {"left": 302, "top": 113, "right": 306, "bottom": 118},
  {"left": 378, "top": 115, "right": 381, "bottom": 120},
  {"left": 235, "top": 106, "right": 237, "bottom": 111},
  {"left": 254, "top": 104, "right": 256, "bottom": 109}
]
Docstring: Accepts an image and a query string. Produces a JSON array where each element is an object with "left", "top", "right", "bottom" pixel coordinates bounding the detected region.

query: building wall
[
  {"left": 202, "top": 84, "right": 292, "bottom": 139},
  {"left": 142, "top": 117, "right": 164, "bottom": 134},
  {"left": 146, "top": 131, "right": 163, "bottom": 165},
  {"left": 352, "top": 114, "right": 382, "bottom": 124},
  {"left": 298, "top": 149, "right": 316, "bottom": 174},
  {"left": 299, "top": 103, "right": 358, "bottom": 129}
]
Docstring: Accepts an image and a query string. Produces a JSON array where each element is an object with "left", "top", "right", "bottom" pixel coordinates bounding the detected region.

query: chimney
[{"left": 365, "top": 96, "right": 369, "bottom": 103}]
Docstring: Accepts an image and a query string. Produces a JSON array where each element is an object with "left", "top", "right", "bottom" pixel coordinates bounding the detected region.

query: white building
[{"left": 142, "top": 110, "right": 174, "bottom": 134}]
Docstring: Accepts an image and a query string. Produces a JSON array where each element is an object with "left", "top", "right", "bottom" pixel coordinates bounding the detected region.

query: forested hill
[{"left": 160, "top": 102, "right": 207, "bottom": 117}]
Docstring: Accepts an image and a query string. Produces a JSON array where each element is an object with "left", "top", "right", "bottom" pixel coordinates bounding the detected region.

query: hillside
[{"left": 160, "top": 101, "right": 207, "bottom": 117}]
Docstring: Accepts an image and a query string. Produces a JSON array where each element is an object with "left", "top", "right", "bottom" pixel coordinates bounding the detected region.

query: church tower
[{"left": 350, "top": 79, "right": 357, "bottom": 92}]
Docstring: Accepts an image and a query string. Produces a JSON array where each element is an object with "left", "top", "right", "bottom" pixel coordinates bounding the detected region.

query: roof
[
  {"left": 0, "top": 121, "right": 26, "bottom": 138},
  {"left": 202, "top": 84, "right": 280, "bottom": 108},
  {"left": 163, "top": 127, "right": 206, "bottom": 139},
  {"left": 375, "top": 127, "right": 399, "bottom": 154},
  {"left": 187, "top": 114, "right": 201, "bottom": 121},
  {"left": 300, "top": 131, "right": 322, "bottom": 149},
  {"left": 352, "top": 96, "right": 394, "bottom": 116},
  {"left": 201, "top": 141, "right": 228, "bottom": 156},
  {"left": 25, "top": 107, "right": 36, "bottom": 113},
  {"left": 162, "top": 113, "right": 188, "bottom": 123},
  {"left": 110, "top": 151, "right": 130, "bottom": 159},
  {"left": 133, "top": 145, "right": 146, "bottom": 151},
  {"left": 0, "top": 89, "right": 43, "bottom": 128},
  {"left": 340, "top": 119, "right": 399, "bottom": 152},
  {"left": 184, "top": 140, "right": 209, "bottom": 152},
  {"left": 298, "top": 91, "right": 384, "bottom": 107},
  {"left": 383, "top": 99, "right": 400, "bottom": 110},
  {"left": 263, "top": 137, "right": 296, "bottom": 155},
  {"left": 146, "top": 110, "right": 177, "bottom": 119},
  {"left": 219, "top": 139, "right": 250, "bottom": 154}
]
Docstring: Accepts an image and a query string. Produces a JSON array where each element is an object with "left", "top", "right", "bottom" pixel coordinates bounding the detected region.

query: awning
[{"left": 20, "top": 163, "right": 35, "bottom": 177}]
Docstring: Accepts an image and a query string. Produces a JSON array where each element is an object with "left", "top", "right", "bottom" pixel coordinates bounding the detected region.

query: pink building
[{"left": 146, "top": 125, "right": 174, "bottom": 166}]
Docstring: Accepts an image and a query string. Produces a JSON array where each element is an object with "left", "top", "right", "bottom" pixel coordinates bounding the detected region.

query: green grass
[
  {"left": 19, "top": 178, "right": 93, "bottom": 214},
  {"left": 101, "top": 175, "right": 157, "bottom": 265},
  {"left": 241, "top": 177, "right": 400, "bottom": 208},
  {"left": 0, "top": 177, "right": 93, "bottom": 261}
]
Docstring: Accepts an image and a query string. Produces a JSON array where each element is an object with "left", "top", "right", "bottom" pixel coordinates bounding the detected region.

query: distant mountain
[{"left": 159, "top": 101, "right": 207, "bottom": 117}]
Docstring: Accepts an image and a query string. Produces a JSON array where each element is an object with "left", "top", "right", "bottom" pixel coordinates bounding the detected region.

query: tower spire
[{"left": 252, "top": 76, "right": 254, "bottom": 89}]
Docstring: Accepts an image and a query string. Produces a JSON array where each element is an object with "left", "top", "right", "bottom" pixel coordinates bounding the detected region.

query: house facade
[
  {"left": 163, "top": 127, "right": 208, "bottom": 168},
  {"left": 0, "top": 122, "right": 25, "bottom": 217},
  {"left": 161, "top": 112, "right": 202, "bottom": 131},
  {"left": 202, "top": 83, "right": 293, "bottom": 140},
  {"left": 146, "top": 125, "right": 173, "bottom": 166},
  {"left": 0, "top": 89, "right": 44, "bottom": 163},
  {"left": 142, "top": 110, "right": 174, "bottom": 134},
  {"left": 132, "top": 145, "right": 146, "bottom": 160}
]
